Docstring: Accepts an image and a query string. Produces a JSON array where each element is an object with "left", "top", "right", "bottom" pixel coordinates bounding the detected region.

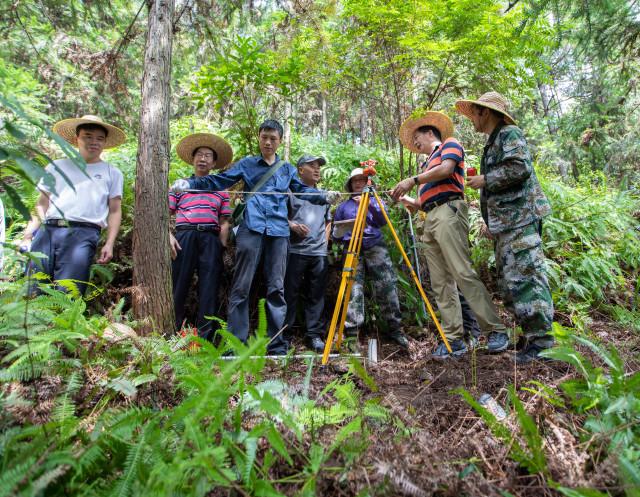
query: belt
[
  {"left": 176, "top": 224, "right": 220, "bottom": 233},
  {"left": 45, "top": 219, "right": 101, "bottom": 230},
  {"left": 421, "top": 195, "right": 464, "bottom": 213}
]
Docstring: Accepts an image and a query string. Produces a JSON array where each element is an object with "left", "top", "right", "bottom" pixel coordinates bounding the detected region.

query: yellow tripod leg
[
  {"left": 371, "top": 190, "right": 452, "bottom": 353},
  {"left": 322, "top": 190, "right": 370, "bottom": 364},
  {"left": 334, "top": 191, "right": 368, "bottom": 350}
]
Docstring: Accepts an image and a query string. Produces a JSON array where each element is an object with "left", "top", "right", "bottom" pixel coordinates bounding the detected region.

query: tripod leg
[
  {"left": 371, "top": 190, "right": 452, "bottom": 353},
  {"left": 322, "top": 191, "right": 370, "bottom": 364}
]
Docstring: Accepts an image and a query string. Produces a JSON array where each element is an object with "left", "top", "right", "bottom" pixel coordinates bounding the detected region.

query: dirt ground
[{"left": 262, "top": 321, "right": 637, "bottom": 497}]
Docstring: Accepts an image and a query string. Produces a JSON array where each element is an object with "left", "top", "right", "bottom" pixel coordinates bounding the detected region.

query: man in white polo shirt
[{"left": 21, "top": 115, "right": 125, "bottom": 295}]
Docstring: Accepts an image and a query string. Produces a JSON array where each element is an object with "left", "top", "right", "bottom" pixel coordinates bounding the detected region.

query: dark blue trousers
[
  {"left": 227, "top": 224, "right": 289, "bottom": 354},
  {"left": 29, "top": 225, "right": 100, "bottom": 296},
  {"left": 172, "top": 229, "right": 223, "bottom": 339},
  {"left": 284, "top": 253, "right": 328, "bottom": 340}
]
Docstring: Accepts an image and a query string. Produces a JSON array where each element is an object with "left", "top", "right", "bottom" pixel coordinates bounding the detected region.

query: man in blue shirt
[{"left": 171, "top": 120, "right": 340, "bottom": 354}]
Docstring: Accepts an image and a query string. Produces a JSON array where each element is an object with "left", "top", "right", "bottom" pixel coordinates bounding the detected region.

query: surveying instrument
[{"left": 321, "top": 160, "right": 452, "bottom": 365}]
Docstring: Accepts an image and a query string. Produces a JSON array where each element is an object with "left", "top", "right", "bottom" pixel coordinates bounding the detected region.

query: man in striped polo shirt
[
  {"left": 169, "top": 133, "right": 233, "bottom": 339},
  {"left": 391, "top": 111, "right": 509, "bottom": 359}
]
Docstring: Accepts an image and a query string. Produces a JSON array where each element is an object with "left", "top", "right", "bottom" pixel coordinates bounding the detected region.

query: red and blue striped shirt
[
  {"left": 169, "top": 180, "right": 231, "bottom": 227},
  {"left": 419, "top": 137, "right": 465, "bottom": 207}
]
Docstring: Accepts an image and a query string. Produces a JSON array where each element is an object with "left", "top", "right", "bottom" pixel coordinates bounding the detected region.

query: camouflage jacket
[{"left": 480, "top": 123, "right": 551, "bottom": 234}]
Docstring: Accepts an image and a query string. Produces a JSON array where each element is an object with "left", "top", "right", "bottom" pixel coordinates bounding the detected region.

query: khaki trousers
[{"left": 421, "top": 199, "right": 507, "bottom": 340}]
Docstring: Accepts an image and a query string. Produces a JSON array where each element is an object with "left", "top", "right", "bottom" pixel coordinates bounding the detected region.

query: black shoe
[
  {"left": 387, "top": 330, "right": 409, "bottom": 349},
  {"left": 515, "top": 343, "right": 551, "bottom": 364},
  {"left": 431, "top": 339, "right": 468, "bottom": 359},
  {"left": 307, "top": 336, "right": 325, "bottom": 353}
]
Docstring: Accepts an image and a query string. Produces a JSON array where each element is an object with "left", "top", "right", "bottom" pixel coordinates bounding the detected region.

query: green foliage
[
  {"left": 0, "top": 282, "right": 387, "bottom": 496},
  {"left": 458, "top": 386, "right": 548, "bottom": 475},
  {"left": 543, "top": 323, "right": 640, "bottom": 496}
]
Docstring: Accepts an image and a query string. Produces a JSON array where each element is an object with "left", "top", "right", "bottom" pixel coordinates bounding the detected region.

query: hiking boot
[
  {"left": 515, "top": 343, "right": 551, "bottom": 364},
  {"left": 387, "top": 329, "right": 409, "bottom": 349},
  {"left": 307, "top": 336, "right": 325, "bottom": 353},
  {"left": 431, "top": 339, "right": 467, "bottom": 360},
  {"left": 487, "top": 332, "right": 510, "bottom": 353},
  {"left": 464, "top": 328, "right": 481, "bottom": 348}
]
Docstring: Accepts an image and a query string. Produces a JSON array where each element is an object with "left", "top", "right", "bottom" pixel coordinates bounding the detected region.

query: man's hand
[
  {"left": 326, "top": 191, "right": 342, "bottom": 205},
  {"left": 466, "top": 174, "right": 486, "bottom": 190},
  {"left": 391, "top": 177, "right": 415, "bottom": 201},
  {"left": 19, "top": 234, "right": 33, "bottom": 252},
  {"left": 169, "top": 233, "right": 182, "bottom": 260},
  {"left": 97, "top": 242, "right": 114, "bottom": 264},
  {"left": 399, "top": 195, "right": 418, "bottom": 213},
  {"left": 171, "top": 179, "right": 190, "bottom": 193},
  {"left": 290, "top": 222, "right": 310, "bottom": 238}
]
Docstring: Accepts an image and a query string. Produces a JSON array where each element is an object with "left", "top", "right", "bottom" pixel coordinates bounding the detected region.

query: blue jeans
[
  {"left": 28, "top": 225, "right": 100, "bottom": 296},
  {"left": 227, "top": 224, "right": 289, "bottom": 353}
]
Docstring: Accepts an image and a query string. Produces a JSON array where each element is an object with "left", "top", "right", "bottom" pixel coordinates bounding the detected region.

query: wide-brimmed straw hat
[
  {"left": 345, "top": 167, "right": 367, "bottom": 192},
  {"left": 53, "top": 115, "right": 127, "bottom": 149},
  {"left": 399, "top": 111, "right": 454, "bottom": 154},
  {"left": 455, "top": 91, "right": 516, "bottom": 125},
  {"left": 176, "top": 133, "right": 233, "bottom": 168}
]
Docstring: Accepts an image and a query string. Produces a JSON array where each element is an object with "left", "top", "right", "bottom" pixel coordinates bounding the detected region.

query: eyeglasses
[{"left": 194, "top": 152, "right": 214, "bottom": 159}]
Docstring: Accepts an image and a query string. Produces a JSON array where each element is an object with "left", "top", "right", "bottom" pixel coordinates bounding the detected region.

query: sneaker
[
  {"left": 307, "top": 336, "right": 326, "bottom": 353},
  {"left": 515, "top": 343, "right": 551, "bottom": 364},
  {"left": 487, "top": 332, "right": 510, "bottom": 353},
  {"left": 431, "top": 339, "right": 467, "bottom": 359},
  {"left": 387, "top": 330, "right": 409, "bottom": 349}
]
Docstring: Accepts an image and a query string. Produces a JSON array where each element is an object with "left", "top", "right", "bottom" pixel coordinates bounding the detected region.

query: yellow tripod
[{"left": 321, "top": 167, "right": 451, "bottom": 365}]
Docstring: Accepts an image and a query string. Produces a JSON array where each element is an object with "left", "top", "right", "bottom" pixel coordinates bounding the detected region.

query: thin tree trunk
[
  {"left": 360, "top": 97, "right": 367, "bottom": 144},
  {"left": 132, "top": 0, "right": 175, "bottom": 335},
  {"left": 321, "top": 93, "right": 327, "bottom": 141},
  {"left": 283, "top": 99, "right": 292, "bottom": 161}
]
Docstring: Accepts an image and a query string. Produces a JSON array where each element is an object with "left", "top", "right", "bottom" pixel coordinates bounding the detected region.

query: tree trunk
[
  {"left": 132, "top": 0, "right": 175, "bottom": 335},
  {"left": 359, "top": 98, "right": 367, "bottom": 144},
  {"left": 283, "top": 99, "right": 292, "bottom": 161},
  {"left": 321, "top": 93, "right": 327, "bottom": 141}
]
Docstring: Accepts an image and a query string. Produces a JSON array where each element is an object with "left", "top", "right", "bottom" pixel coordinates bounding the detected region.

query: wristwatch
[{"left": 413, "top": 176, "right": 420, "bottom": 186}]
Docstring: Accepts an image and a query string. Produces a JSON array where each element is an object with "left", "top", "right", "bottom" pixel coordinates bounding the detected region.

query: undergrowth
[{"left": 0, "top": 279, "right": 390, "bottom": 496}]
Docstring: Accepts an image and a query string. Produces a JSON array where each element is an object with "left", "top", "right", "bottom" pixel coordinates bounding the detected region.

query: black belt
[
  {"left": 176, "top": 224, "right": 220, "bottom": 233},
  {"left": 421, "top": 195, "right": 464, "bottom": 213},
  {"left": 45, "top": 219, "right": 101, "bottom": 230}
]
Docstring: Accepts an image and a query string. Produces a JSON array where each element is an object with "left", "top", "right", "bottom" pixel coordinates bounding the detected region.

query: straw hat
[
  {"left": 455, "top": 91, "right": 516, "bottom": 125},
  {"left": 399, "top": 111, "right": 454, "bottom": 154},
  {"left": 345, "top": 167, "right": 367, "bottom": 192},
  {"left": 53, "top": 115, "right": 126, "bottom": 149},
  {"left": 175, "top": 133, "right": 233, "bottom": 169}
]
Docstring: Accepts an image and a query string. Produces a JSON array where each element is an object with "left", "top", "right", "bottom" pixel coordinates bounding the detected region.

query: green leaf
[
  {"left": 4, "top": 121, "right": 26, "bottom": 140},
  {"left": 0, "top": 180, "right": 31, "bottom": 220},
  {"left": 132, "top": 374, "right": 157, "bottom": 387},
  {"left": 109, "top": 378, "right": 137, "bottom": 397},
  {"left": 266, "top": 425, "right": 294, "bottom": 465}
]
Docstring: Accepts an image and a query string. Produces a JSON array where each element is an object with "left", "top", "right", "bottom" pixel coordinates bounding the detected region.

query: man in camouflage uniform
[
  {"left": 332, "top": 168, "right": 409, "bottom": 348},
  {"left": 456, "top": 92, "right": 554, "bottom": 363}
]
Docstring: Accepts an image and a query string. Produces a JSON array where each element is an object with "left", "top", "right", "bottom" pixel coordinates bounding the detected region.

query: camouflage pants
[
  {"left": 344, "top": 243, "right": 402, "bottom": 334},
  {"left": 495, "top": 221, "right": 554, "bottom": 346}
]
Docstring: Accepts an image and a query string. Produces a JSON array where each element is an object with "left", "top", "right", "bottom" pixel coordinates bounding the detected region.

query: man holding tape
[{"left": 171, "top": 120, "right": 341, "bottom": 355}]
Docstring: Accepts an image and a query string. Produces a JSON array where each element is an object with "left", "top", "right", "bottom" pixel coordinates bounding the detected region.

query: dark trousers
[
  {"left": 172, "top": 229, "right": 223, "bottom": 338},
  {"left": 284, "top": 253, "right": 328, "bottom": 340},
  {"left": 29, "top": 225, "right": 100, "bottom": 296},
  {"left": 227, "top": 224, "right": 289, "bottom": 354},
  {"left": 459, "top": 291, "right": 481, "bottom": 337}
]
